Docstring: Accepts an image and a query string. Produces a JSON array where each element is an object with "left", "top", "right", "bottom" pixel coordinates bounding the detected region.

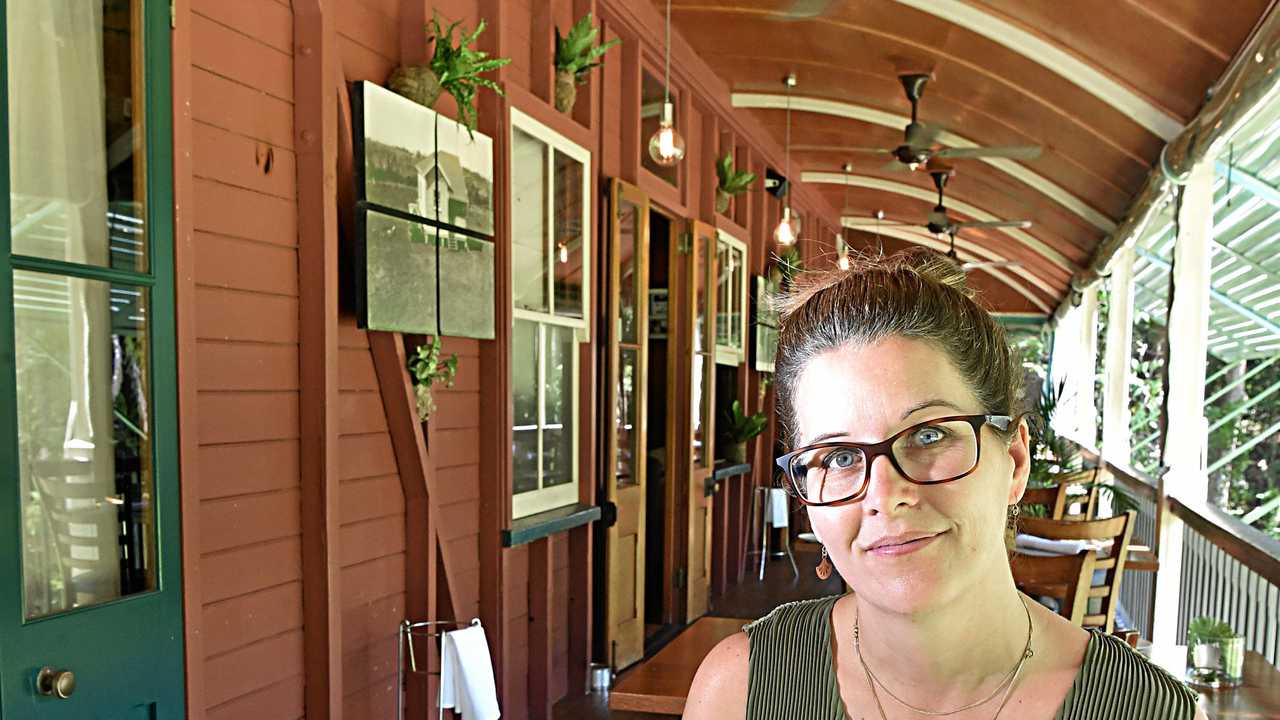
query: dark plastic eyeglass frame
[{"left": 775, "top": 414, "right": 1014, "bottom": 506}]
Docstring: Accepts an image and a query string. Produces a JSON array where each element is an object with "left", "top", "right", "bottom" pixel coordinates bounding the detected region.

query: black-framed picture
[
  {"left": 753, "top": 275, "right": 778, "bottom": 373},
  {"left": 352, "top": 81, "right": 496, "bottom": 338}
]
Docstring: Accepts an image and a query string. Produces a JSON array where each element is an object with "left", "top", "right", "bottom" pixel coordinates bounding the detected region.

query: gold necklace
[{"left": 853, "top": 595, "right": 1034, "bottom": 718}]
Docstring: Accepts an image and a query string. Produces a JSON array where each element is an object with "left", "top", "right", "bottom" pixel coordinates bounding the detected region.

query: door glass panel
[
  {"left": 15, "top": 270, "right": 156, "bottom": 620},
  {"left": 691, "top": 351, "right": 705, "bottom": 465},
  {"left": 542, "top": 325, "right": 575, "bottom": 488},
  {"left": 617, "top": 198, "right": 639, "bottom": 344},
  {"left": 8, "top": 0, "right": 148, "bottom": 272},
  {"left": 615, "top": 347, "right": 639, "bottom": 487},
  {"left": 553, "top": 150, "right": 584, "bottom": 319},
  {"left": 693, "top": 232, "right": 706, "bottom": 353},
  {"left": 512, "top": 319, "right": 539, "bottom": 494},
  {"left": 716, "top": 242, "right": 730, "bottom": 347},
  {"left": 511, "top": 128, "right": 548, "bottom": 313}
]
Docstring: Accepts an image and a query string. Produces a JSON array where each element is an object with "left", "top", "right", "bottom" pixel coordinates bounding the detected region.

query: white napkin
[
  {"left": 439, "top": 623, "right": 500, "bottom": 720},
  {"left": 768, "top": 488, "right": 790, "bottom": 528},
  {"left": 1014, "top": 533, "right": 1110, "bottom": 556}
]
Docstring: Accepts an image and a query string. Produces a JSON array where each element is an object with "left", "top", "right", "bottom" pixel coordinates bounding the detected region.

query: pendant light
[
  {"left": 648, "top": 0, "right": 686, "bottom": 166},
  {"left": 773, "top": 73, "right": 798, "bottom": 245}
]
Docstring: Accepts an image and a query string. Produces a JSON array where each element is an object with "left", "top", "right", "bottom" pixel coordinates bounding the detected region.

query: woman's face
[{"left": 792, "top": 336, "right": 1030, "bottom": 615}]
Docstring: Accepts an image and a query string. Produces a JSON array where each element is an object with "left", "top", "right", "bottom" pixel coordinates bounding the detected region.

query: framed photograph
[{"left": 352, "top": 81, "right": 496, "bottom": 338}]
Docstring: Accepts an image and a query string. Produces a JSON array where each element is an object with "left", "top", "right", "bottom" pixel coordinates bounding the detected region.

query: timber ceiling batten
[
  {"left": 887, "top": 0, "right": 1185, "bottom": 140},
  {"left": 732, "top": 92, "right": 1117, "bottom": 232},
  {"left": 845, "top": 221, "right": 1055, "bottom": 311},
  {"left": 803, "top": 171, "right": 1078, "bottom": 273}
]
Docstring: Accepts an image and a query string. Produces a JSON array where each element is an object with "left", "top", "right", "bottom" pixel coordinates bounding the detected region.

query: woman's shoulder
[
  {"left": 1060, "top": 631, "right": 1199, "bottom": 720},
  {"left": 744, "top": 594, "right": 843, "bottom": 638},
  {"left": 685, "top": 631, "right": 749, "bottom": 720}
]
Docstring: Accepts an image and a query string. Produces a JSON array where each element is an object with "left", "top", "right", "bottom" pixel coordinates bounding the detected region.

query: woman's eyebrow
[{"left": 898, "top": 398, "right": 965, "bottom": 421}]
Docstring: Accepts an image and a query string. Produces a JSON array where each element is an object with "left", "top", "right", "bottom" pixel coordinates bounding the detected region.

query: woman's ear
[{"left": 1006, "top": 418, "right": 1031, "bottom": 505}]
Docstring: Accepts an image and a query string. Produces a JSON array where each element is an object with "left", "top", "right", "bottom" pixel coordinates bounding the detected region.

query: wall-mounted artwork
[
  {"left": 753, "top": 275, "right": 778, "bottom": 373},
  {"left": 352, "top": 81, "right": 496, "bottom": 338}
]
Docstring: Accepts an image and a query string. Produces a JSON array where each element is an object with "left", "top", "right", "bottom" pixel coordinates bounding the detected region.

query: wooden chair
[
  {"left": 1022, "top": 468, "right": 1105, "bottom": 520},
  {"left": 1018, "top": 482, "right": 1071, "bottom": 519},
  {"left": 1014, "top": 511, "right": 1136, "bottom": 633},
  {"left": 1010, "top": 550, "right": 1096, "bottom": 625}
]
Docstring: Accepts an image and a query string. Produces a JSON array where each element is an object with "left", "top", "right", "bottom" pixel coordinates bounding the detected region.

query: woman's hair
[{"left": 774, "top": 248, "right": 1023, "bottom": 445}]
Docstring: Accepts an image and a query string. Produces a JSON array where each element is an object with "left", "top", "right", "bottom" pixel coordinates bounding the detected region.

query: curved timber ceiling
[{"left": 663, "top": 0, "right": 1269, "bottom": 310}]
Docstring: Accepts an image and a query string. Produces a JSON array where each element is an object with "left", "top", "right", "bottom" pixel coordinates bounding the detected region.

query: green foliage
[
  {"left": 554, "top": 13, "right": 620, "bottom": 82},
  {"left": 1187, "top": 616, "right": 1236, "bottom": 646},
  {"left": 773, "top": 246, "right": 804, "bottom": 289},
  {"left": 723, "top": 400, "right": 768, "bottom": 443},
  {"left": 1026, "top": 379, "right": 1082, "bottom": 487},
  {"left": 715, "top": 153, "right": 757, "bottom": 196},
  {"left": 426, "top": 14, "right": 511, "bottom": 136},
  {"left": 408, "top": 335, "right": 459, "bottom": 421}
]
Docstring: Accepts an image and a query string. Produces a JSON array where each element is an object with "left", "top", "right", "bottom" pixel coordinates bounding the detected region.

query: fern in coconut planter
[
  {"left": 715, "top": 153, "right": 756, "bottom": 214},
  {"left": 388, "top": 14, "right": 510, "bottom": 136},
  {"left": 554, "top": 13, "right": 620, "bottom": 114}
]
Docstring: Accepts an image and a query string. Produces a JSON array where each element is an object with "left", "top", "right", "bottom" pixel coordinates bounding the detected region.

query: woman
[{"left": 685, "top": 251, "right": 1201, "bottom": 720}]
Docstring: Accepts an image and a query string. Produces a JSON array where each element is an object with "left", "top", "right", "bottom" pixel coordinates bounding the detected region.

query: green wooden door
[{"left": 0, "top": 1, "right": 186, "bottom": 717}]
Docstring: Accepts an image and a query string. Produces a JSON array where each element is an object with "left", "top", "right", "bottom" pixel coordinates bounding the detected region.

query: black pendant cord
[{"left": 433, "top": 112, "right": 443, "bottom": 339}]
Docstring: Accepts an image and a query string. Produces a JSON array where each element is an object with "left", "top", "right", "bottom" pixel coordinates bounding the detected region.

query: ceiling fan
[{"left": 841, "top": 74, "right": 1043, "bottom": 171}]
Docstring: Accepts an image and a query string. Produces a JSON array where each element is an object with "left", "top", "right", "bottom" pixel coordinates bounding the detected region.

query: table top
[
  {"left": 609, "top": 616, "right": 750, "bottom": 715},
  {"left": 1147, "top": 645, "right": 1280, "bottom": 719}
]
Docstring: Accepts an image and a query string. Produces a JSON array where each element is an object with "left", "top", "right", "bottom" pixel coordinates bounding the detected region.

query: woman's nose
[{"left": 861, "top": 452, "right": 920, "bottom": 516}]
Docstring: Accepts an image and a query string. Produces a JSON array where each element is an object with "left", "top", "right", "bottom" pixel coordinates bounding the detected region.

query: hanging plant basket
[
  {"left": 386, "top": 65, "right": 444, "bottom": 109},
  {"left": 554, "top": 69, "right": 577, "bottom": 114},
  {"left": 715, "top": 188, "right": 732, "bottom": 214}
]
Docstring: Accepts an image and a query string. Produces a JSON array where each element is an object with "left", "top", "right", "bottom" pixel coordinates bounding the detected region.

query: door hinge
[{"left": 674, "top": 567, "right": 687, "bottom": 589}]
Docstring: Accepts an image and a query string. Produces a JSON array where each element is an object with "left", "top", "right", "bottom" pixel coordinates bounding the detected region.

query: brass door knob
[{"left": 36, "top": 667, "right": 75, "bottom": 699}]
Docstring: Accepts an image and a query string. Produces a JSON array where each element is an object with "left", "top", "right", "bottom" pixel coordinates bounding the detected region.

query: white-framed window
[
  {"left": 714, "top": 230, "right": 748, "bottom": 366},
  {"left": 510, "top": 107, "right": 592, "bottom": 519}
]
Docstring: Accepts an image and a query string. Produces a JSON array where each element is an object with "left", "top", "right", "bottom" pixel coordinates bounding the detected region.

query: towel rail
[{"left": 397, "top": 617, "right": 482, "bottom": 720}]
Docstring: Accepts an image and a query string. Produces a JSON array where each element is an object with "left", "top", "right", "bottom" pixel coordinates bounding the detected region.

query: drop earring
[{"left": 815, "top": 546, "right": 832, "bottom": 580}]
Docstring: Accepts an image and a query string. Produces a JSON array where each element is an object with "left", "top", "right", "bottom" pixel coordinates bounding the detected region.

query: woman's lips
[{"left": 867, "top": 532, "right": 942, "bottom": 557}]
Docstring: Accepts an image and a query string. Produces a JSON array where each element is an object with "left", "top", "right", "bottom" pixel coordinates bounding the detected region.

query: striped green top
[{"left": 743, "top": 595, "right": 1197, "bottom": 720}]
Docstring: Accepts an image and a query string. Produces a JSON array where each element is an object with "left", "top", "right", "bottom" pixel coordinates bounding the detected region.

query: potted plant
[
  {"left": 715, "top": 153, "right": 757, "bottom": 214},
  {"left": 722, "top": 400, "right": 768, "bottom": 464},
  {"left": 1186, "top": 616, "right": 1244, "bottom": 686},
  {"left": 553, "top": 13, "right": 620, "bottom": 114},
  {"left": 388, "top": 14, "right": 511, "bottom": 136},
  {"left": 408, "top": 336, "right": 459, "bottom": 422},
  {"left": 770, "top": 246, "right": 804, "bottom": 289}
]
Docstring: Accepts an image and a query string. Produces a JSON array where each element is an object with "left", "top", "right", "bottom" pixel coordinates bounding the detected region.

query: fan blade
[
  {"left": 962, "top": 260, "right": 1024, "bottom": 272},
  {"left": 935, "top": 145, "right": 1043, "bottom": 161},
  {"left": 778, "top": 0, "right": 833, "bottom": 19},
  {"left": 955, "top": 220, "right": 1033, "bottom": 230},
  {"left": 905, "top": 122, "right": 943, "bottom": 148},
  {"left": 842, "top": 217, "right": 912, "bottom": 227},
  {"left": 881, "top": 159, "right": 913, "bottom": 173}
]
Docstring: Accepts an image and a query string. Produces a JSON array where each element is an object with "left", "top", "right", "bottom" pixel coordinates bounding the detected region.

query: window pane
[
  {"left": 511, "top": 128, "right": 548, "bottom": 313},
  {"left": 691, "top": 351, "right": 706, "bottom": 466},
  {"left": 694, "top": 232, "right": 708, "bottom": 353},
  {"left": 8, "top": 1, "right": 148, "bottom": 272},
  {"left": 543, "top": 325, "right": 575, "bottom": 489},
  {"left": 512, "top": 320, "right": 539, "bottom": 494},
  {"left": 553, "top": 150, "right": 585, "bottom": 319},
  {"left": 640, "top": 71, "right": 679, "bottom": 187},
  {"left": 716, "top": 242, "right": 731, "bottom": 347},
  {"left": 15, "top": 270, "right": 157, "bottom": 619},
  {"left": 617, "top": 198, "right": 639, "bottom": 344},
  {"left": 616, "top": 347, "right": 639, "bottom": 486}
]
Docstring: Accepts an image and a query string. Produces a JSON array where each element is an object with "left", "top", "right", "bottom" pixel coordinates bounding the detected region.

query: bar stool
[{"left": 748, "top": 487, "right": 798, "bottom": 580}]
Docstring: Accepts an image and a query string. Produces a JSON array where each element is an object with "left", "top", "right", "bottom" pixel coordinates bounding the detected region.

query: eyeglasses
[{"left": 776, "top": 414, "right": 1013, "bottom": 506}]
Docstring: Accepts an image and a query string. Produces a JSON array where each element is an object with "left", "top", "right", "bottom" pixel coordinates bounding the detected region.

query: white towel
[
  {"left": 1014, "top": 533, "right": 1110, "bottom": 556},
  {"left": 768, "top": 488, "right": 790, "bottom": 528},
  {"left": 439, "top": 624, "right": 501, "bottom": 720}
]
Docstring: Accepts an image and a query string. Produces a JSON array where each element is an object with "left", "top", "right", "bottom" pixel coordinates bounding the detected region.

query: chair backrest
[
  {"left": 1044, "top": 467, "right": 1106, "bottom": 520},
  {"left": 1016, "top": 511, "right": 1136, "bottom": 632},
  {"left": 1010, "top": 550, "right": 1096, "bottom": 625},
  {"left": 1019, "top": 483, "right": 1071, "bottom": 520}
]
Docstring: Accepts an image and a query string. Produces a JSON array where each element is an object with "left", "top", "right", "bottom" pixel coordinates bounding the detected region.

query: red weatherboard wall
[{"left": 172, "top": 0, "right": 840, "bottom": 718}]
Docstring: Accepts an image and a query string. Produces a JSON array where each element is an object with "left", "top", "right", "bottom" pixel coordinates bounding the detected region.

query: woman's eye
[
  {"left": 828, "top": 449, "right": 861, "bottom": 469},
  {"left": 914, "top": 427, "right": 946, "bottom": 445}
]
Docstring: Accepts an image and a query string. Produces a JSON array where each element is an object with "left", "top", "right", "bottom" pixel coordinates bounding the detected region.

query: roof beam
[
  {"left": 887, "top": 0, "right": 1183, "bottom": 140},
  {"left": 1218, "top": 160, "right": 1280, "bottom": 210},
  {"left": 733, "top": 92, "right": 1116, "bottom": 232},
  {"left": 843, "top": 222, "right": 1053, "bottom": 312},
  {"left": 1135, "top": 247, "right": 1280, "bottom": 338},
  {"left": 805, "top": 170, "right": 1079, "bottom": 273}
]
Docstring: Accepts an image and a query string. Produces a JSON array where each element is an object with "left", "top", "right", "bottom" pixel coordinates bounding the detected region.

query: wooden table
[
  {"left": 1147, "top": 644, "right": 1280, "bottom": 718},
  {"left": 609, "top": 616, "right": 750, "bottom": 715}
]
